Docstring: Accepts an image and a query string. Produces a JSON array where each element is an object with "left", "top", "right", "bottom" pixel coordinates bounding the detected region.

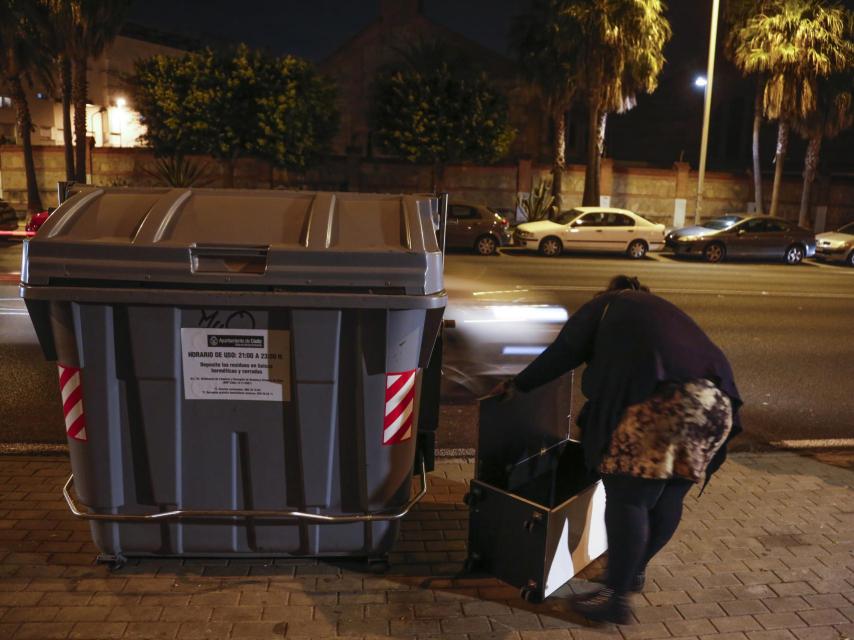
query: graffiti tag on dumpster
[
  {"left": 197, "top": 309, "right": 257, "bottom": 329},
  {"left": 180, "top": 328, "right": 290, "bottom": 401}
]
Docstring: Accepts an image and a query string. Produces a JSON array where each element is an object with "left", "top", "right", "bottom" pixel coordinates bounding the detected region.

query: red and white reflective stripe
[
  {"left": 58, "top": 364, "right": 87, "bottom": 442},
  {"left": 383, "top": 369, "right": 417, "bottom": 445}
]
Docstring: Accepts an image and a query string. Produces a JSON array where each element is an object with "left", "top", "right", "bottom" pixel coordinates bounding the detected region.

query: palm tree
[
  {"left": 793, "top": 70, "right": 853, "bottom": 228},
  {"left": 724, "top": 0, "right": 778, "bottom": 214},
  {"left": 44, "top": 0, "right": 76, "bottom": 182},
  {"left": 562, "top": 0, "right": 671, "bottom": 206},
  {"left": 510, "top": 0, "right": 581, "bottom": 210},
  {"left": 66, "top": 0, "right": 131, "bottom": 184},
  {"left": 734, "top": 0, "right": 851, "bottom": 218},
  {"left": 0, "top": 0, "right": 53, "bottom": 213}
]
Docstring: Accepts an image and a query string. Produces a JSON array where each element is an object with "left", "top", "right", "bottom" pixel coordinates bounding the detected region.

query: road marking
[
  {"left": 770, "top": 438, "right": 854, "bottom": 449},
  {"left": 522, "top": 285, "right": 854, "bottom": 300}
]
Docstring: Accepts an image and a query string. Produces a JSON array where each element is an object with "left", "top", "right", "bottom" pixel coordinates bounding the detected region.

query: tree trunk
[
  {"left": 72, "top": 55, "right": 88, "bottom": 183},
  {"left": 597, "top": 110, "right": 607, "bottom": 158},
  {"left": 751, "top": 82, "right": 763, "bottom": 215},
  {"left": 582, "top": 101, "right": 601, "bottom": 206},
  {"left": 222, "top": 158, "right": 235, "bottom": 188},
  {"left": 768, "top": 121, "right": 789, "bottom": 218},
  {"left": 552, "top": 108, "right": 566, "bottom": 211},
  {"left": 61, "top": 55, "right": 75, "bottom": 182},
  {"left": 10, "top": 76, "right": 43, "bottom": 213},
  {"left": 798, "top": 134, "right": 821, "bottom": 229}
]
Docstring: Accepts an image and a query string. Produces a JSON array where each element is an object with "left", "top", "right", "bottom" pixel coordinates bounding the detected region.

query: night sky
[
  {"left": 126, "top": 0, "right": 712, "bottom": 69},
  {"left": 125, "top": 1, "right": 851, "bottom": 171}
]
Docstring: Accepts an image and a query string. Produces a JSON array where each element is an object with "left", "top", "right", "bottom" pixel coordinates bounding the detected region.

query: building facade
[
  {"left": 0, "top": 32, "right": 185, "bottom": 151},
  {"left": 317, "top": 0, "right": 559, "bottom": 162}
]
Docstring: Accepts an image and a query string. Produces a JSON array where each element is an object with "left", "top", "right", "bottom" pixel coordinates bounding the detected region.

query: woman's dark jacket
[{"left": 513, "top": 289, "right": 742, "bottom": 482}]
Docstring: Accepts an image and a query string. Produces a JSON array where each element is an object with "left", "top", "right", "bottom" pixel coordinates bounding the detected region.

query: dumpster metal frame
[{"left": 62, "top": 459, "right": 427, "bottom": 524}]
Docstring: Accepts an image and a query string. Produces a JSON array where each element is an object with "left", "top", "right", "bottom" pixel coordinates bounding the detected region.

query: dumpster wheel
[
  {"left": 367, "top": 556, "right": 390, "bottom": 574},
  {"left": 520, "top": 581, "right": 543, "bottom": 604},
  {"left": 96, "top": 552, "right": 128, "bottom": 571},
  {"left": 463, "top": 552, "right": 481, "bottom": 573}
]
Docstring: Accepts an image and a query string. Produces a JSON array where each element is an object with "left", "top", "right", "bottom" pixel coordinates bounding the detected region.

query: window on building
[{"left": 0, "top": 96, "right": 12, "bottom": 108}]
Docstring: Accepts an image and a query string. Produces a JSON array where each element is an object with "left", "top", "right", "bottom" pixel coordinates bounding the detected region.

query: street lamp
[
  {"left": 695, "top": 0, "right": 720, "bottom": 224},
  {"left": 694, "top": 76, "right": 708, "bottom": 89}
]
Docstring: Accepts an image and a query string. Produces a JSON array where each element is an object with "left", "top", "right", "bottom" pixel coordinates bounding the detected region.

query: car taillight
[{"left": 500, "top": 218, "right": 509, "bottom": 227}]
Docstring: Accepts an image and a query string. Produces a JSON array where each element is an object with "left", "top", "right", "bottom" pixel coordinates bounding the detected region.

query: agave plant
[
  {"left": 143, "top": 155, "right": 213, "bottom": 188},
  {"left": 517, "top": 177, "right": 555, "bottom": 222}
]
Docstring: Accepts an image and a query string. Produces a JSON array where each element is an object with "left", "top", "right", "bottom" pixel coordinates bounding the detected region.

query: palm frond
[{"left": 732, "top": 0, "right": 853, "bottom": 123}]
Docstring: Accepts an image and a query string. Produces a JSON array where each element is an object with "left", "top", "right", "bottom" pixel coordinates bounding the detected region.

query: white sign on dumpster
[{"left": 180, "top": 328, "right": 291, "bottom": 401}]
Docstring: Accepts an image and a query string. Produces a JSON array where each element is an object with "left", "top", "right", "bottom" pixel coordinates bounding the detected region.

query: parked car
[
  {"left": 445, "top": 203, "right": 512, "bottom": 255},
  {"left": 665, "top": 214, "right": 745, "bottom": 248},
  {"left": 815, "top": 222, "right": 854, "bottom": 267},
  {"left": 672, "top": 215, "right": 815, "bottom": 264},
  {"left": 515, "top": 207, "right": 665, "bottom": 258},
  {"left": 25, "top": 209, "right": 52, "bottom": 234}
]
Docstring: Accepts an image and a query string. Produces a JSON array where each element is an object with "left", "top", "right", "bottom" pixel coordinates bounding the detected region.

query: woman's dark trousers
[{"left": 601, "top": 474, "right": 694, "bottom": 595}]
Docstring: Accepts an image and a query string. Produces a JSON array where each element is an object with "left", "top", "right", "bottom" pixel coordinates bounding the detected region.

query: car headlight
[{"left": 517, "top": 231, "right": 535, "bottom": 239}]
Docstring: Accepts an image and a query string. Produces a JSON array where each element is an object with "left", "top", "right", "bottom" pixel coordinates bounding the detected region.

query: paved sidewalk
[{"left": 0, "top": 452, "right": 852, "bottom": 640}]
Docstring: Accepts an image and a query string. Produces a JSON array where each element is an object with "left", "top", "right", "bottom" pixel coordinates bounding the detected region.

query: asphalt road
[
  {"left": 444, "top": 247, "right": 854, "bottom": 449},
  {"left": 2, "top": 240, "right": 853, "bottom": 449}
]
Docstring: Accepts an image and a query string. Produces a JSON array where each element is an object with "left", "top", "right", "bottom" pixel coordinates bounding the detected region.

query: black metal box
[{"left": 466, "top": 374, "right": 607, "bottom": 602}]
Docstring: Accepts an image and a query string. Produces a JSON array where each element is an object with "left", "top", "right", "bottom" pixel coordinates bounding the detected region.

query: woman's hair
[{"left": 600, "top": 274, "right": 649, "bottom": 294}]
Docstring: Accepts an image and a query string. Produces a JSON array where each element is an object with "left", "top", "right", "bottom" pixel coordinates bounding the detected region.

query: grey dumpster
[
  {"left": 465, "top": 373, "right": 608, "bottom": 602},
  {"left": 21, "top": 187, "right": 446, "bottom": 563}
]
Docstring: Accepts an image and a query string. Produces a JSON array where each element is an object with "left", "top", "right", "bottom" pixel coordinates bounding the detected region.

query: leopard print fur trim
[{"left": 598, "top": 379, "right": 733, "bottom": 482}]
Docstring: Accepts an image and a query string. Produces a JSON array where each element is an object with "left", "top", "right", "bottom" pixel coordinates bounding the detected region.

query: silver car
[
  {"left": 673, "top": 216, "right": 816, "bottom": 264},
  {"left": 665, "top": 214, "right": 745, "bottom": 249},
  {"left": 815, "top": 222, "right": 854, "bottom": 267}
]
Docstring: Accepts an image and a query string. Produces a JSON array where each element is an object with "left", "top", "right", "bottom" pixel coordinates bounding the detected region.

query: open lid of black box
[
  {"left": 476, "top": 373, "right": 573, "bottom": 491},
  {"left": 476, "top": 372, "right": 601, "bottom": 507}
]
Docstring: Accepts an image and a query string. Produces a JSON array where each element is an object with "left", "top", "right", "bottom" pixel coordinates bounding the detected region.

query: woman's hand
[{"left": 488, "top": 378, "right": 514, "bottom": 398}]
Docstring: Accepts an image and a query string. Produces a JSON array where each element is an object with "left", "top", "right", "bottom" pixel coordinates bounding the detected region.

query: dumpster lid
[{"left": 22, "top": 187, "right": 443, "bottom": 295}]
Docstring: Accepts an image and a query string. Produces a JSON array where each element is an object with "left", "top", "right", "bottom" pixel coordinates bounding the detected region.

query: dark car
[
  {"left": 0, "top": 200, "right": 18, "bottom": 231},
  {"left": 672, "top": 215, "right": 816, "bottom": 264},
  {"left": 445, "top": 203, "right": 512, "bottom": 255},
  {"left": 665, "top": 214, "right": 745, "bottom": 248}
]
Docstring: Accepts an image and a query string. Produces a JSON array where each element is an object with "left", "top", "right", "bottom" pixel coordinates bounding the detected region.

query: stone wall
[{"left": 1, "top": 144, "right": 852, "bottom": 231}]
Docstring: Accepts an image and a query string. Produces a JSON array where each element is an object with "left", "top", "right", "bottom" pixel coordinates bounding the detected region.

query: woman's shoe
[
  {"left": 592, "top": 571, "right": 646, "bottom": 592},
  {"left": 569, "top": 587, "right": 632, "bottom": 625}
]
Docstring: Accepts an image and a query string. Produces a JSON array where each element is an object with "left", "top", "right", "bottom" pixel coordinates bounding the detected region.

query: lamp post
[{"left": 695, "top": 0, "right": 720, "bottom": 224}]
